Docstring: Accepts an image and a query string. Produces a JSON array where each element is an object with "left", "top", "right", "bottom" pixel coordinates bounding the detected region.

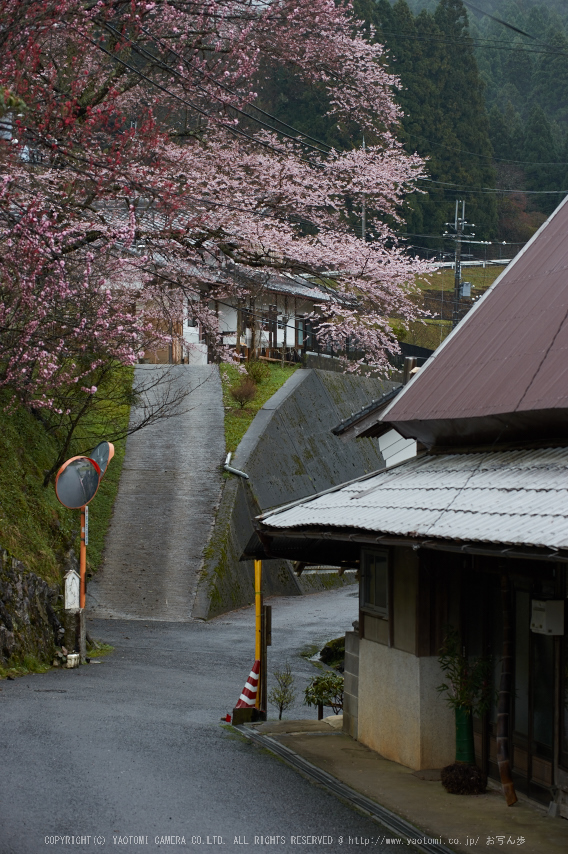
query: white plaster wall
[
  {"left": 277, "top": 318, "right": 296, "bottom": 347},
  {"left": 218, "top": 305, "right": 238, "bottom": 333},
  {"left": 378, "top": 429, "right": 417, "bottom": 468},
  {"left": 214, "top": 296, "right": 320, "bottom": 350},
  {"left": 358, "top": 640, "right": 454, "bottom": 770},
  {"left": 185, "top": 342, "right": 208, "bottom": 365}
]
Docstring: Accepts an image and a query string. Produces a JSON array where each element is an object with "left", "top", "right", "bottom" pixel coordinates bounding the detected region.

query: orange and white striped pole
[{"left": 79, "top": 505, "right": 87, "bottom": 609}]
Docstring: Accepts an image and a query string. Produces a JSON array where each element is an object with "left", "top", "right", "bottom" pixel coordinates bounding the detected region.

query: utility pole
[
  {"left": 444, "top": 200, "right": 475, "bottom": 328},
  {"left": 452, "top": 201, "right": 463, "bottom": 329}
]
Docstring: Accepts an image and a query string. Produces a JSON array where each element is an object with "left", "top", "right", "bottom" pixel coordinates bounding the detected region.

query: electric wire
[
  {"left": 78, "top": 13, "right": 568, "bottom": 184},
  {"left": 77, "top": 26, "right": 320, "bottom": 168},
  {"left": 377, "top": 28, "right": 568, "bottom": 56},
  {"left": 101, "top": 20, "right": 332, "bottom": 156},
  {"left": 135, "top": 23, "right": 334, "bottom": 152}
]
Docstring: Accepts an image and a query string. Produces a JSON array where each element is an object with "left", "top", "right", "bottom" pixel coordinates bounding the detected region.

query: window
[{"left": 360, "top": 549, "right": 389, "bottom": 617}]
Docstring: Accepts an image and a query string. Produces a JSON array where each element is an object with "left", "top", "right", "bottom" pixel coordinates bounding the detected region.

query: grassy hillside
[
  {"left": 403, "top": 264, "right": 504, "bottom": 350},
  {"left": 417, "top": 264, "right": 504, "bottom": 294},
  {"left": 0, "top": 387, "right": 129, "bottom": 585},
  {"left": 220, "top": 362, "right": 299, "bottom": 453}
]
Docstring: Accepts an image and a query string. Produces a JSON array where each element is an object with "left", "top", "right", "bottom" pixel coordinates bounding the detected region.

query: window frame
[{"left": 360, "top": 547, "right": 389, "bottom": 618}]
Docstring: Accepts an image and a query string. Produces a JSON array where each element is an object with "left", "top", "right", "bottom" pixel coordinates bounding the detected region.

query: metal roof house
[{"left": 250, "top": 196, "right": 568, "bottom": 815}]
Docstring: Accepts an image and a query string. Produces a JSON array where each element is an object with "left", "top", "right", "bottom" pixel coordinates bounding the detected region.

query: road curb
[{"left": 234, "top": 725, "right": 455, "bottom": 854}]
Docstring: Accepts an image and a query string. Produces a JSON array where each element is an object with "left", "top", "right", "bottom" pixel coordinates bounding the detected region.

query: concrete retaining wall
[{"left": 193, "top": 369, "right": 396, "bottom": 619}]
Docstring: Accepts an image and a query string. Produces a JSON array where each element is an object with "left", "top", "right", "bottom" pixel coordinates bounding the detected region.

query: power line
[
  {"left": 135, "top": 23, "right": 333, "bottom": 152},
  {"left": 77, "top": 26, "right": 320, "bottom": 168},
  {"left": 378, "top": 27, "right": 568, "bottom": 56},
  {"left": 416, "top": 176, "right": 568, "bottom": 194},
  {"left": 403, "top": 127, "right": 568, "bottom": 166},
  {"left": 101, "top": 20, "right": 331, "bottom": 156},
  {"left": 462, "top": 1, "right": 543, "bottom": 45}
]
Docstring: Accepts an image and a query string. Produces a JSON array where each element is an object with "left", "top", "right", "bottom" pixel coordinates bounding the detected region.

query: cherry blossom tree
[{"left": 0, "top": 0, "right": 427, "bottom": 417}]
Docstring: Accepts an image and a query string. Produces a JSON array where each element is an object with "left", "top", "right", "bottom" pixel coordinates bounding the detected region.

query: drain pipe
[{"left": 223, "top": 452, "right": 249, "bottom": 479}]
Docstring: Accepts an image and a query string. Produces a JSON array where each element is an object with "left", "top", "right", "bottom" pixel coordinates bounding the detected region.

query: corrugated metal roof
[
  {"left": 380, "top": 196, "right": 568, "bottom": 445},
  {"left": 259, "top": 447, "right": 568, "bottom": 551}
]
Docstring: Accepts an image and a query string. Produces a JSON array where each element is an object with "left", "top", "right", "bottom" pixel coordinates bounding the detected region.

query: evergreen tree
[
  {"left": 488, "top": 105, "right": 514, "bottom": 161},
  {"left": 522, "top": 105, "right": 561, "bottom": 213},
  {"left": 504, "top": 38, "right": 534, "bottom": 107},
  {"left": 253, "top": 64, "right": 347, "bottom": 152},
  {"left": 532, "top": 29, "right": 568, "bottom": 125},
  {"left": 430, "top": 0, "right": 496, "bottom": 236},
  {"left": 503, "top": 102, "right": 525, "bottom": 162},
  {"left": 557, "top": 131, "right": 568, "bottom": 197}
]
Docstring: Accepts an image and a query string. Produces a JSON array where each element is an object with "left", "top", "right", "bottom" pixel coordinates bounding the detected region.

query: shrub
[
  {"left": 268, "top": 661, "right": 297, "bottom": 720},
  {"left": 304, "top": 671, "right": 344, "bottom": 714},
  {"left": 229, "top": 377, "right": 257, "bottom": 409},
  {"left": 437, "top": 626, "right": 492, "bottom": 714},
  {"left": 245, "top": 360, "right": 270, "bottom": 385}
]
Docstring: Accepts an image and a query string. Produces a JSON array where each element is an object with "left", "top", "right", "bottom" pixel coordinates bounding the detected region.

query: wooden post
[
  {"left": 497, "top": 573, "right": 518, "bottom": 805},
  {"left": 250, "top": 298, "right": 255, "bottom": 360},
  {"left": 236, "top": 299, "right": 242, "bottom": 358},
  {"left": 261, "top": 604, "right": 271, "bottom": 713},
  {"left": 281, "top": 296, "right": 288, "bottom": 366}
]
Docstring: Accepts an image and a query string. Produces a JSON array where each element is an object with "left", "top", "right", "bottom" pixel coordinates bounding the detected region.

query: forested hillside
[{"left": 256, "top": 0, "right": 568, "bottom": 253}]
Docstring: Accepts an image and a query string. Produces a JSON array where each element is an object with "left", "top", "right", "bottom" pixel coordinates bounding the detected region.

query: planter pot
[{"left": 455, "top": 705, "right": 475, "bottom": 764}]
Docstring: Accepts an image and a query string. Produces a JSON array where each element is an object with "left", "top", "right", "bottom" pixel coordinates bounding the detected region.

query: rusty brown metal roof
[{"left": 382, "top": 196, "right": 568, "bottom": 447}]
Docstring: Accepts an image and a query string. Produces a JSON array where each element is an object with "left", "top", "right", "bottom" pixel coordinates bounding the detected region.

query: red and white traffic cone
[{"left": 235, "top": 660, "right": 260, "bottom": 709}]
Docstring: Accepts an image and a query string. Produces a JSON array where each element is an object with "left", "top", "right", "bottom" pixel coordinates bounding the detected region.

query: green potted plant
[{"left": 437, "top": 627, "right": 492, "bottom": 766}]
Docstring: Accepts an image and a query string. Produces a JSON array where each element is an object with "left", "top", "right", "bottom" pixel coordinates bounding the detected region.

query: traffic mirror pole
[
  {"left": 80, "top": 505, "right": 87, "bottom": 609},
  {"left": 55, "top": 442, "right": 114, "bottom": 663}
]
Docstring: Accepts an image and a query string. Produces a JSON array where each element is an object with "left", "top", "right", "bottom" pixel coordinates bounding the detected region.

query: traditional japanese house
[{"left": 249, "top": 196, "right": 568, "bottom": 815}]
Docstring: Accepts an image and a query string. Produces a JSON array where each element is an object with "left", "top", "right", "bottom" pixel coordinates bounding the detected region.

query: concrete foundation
[{"left": 357, "top": 640, "right": 454, "bottom": 770}]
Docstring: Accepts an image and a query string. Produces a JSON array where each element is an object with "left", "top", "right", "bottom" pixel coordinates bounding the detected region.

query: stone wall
[
  {"left": 193, "top": 369, "right": 396, "bottom": 619},
  {"left": 0, "top": 548, "right": 63, "bottom": 666}
]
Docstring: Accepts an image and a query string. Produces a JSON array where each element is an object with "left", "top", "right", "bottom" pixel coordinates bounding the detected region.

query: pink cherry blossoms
[{"left": 0, "top": 0, "right": 428, "bottom": 409}]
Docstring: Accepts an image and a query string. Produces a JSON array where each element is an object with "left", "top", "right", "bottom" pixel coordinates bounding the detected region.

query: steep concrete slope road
[{"left": 87, "top": 364, "right": 225, "bottom": 621}]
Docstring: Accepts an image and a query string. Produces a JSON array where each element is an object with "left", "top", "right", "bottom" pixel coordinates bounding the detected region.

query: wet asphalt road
[{"left": 0, "top": 588, "right": 397, "bottom": 854}]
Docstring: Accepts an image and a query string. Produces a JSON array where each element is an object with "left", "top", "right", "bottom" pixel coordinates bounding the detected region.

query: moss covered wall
[{"left": 193, "top": 369, "right": 396, "bottom": 619}]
